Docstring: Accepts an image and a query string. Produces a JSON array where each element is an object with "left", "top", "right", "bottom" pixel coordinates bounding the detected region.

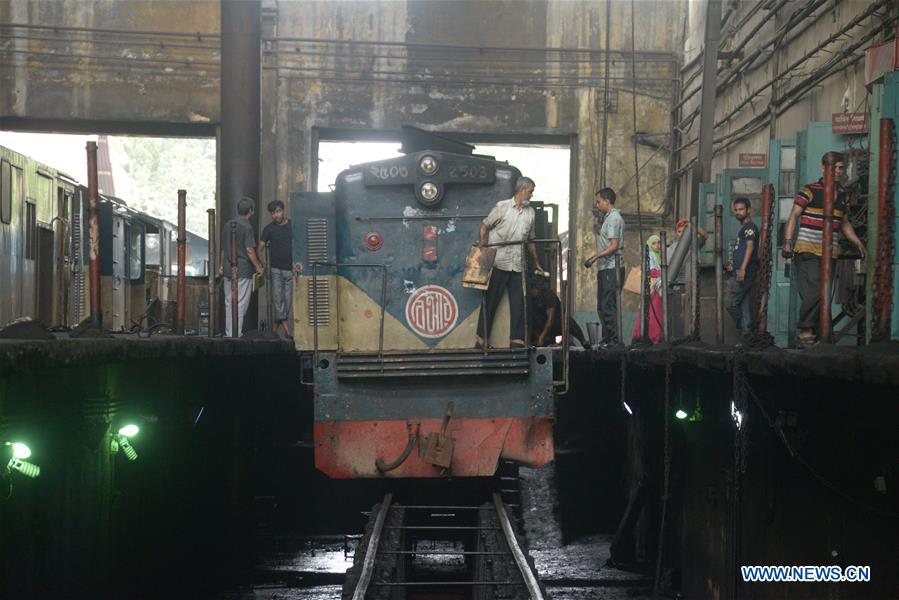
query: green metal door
[
  {"left": 698, "top": 182, "right": 716, "bottom": 265},
  {"left": 697, "top": 171, "right": 765, "bottom": 264},
  {"left": 767, "top": 139, "right": 798, "bottom": 346}
]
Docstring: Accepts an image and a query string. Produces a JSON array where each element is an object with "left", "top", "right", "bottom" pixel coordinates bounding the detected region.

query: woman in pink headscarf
[{"left": 632, "top": 235, "right": 664, "bottom": 344}]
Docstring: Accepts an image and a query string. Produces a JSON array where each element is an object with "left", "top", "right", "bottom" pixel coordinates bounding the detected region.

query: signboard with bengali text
[
  {"left": 832, "top": 113, "right": 868, "bottom": 135},
  {"left": 738, "top": 153, "right": 767, "bottom": 168}
]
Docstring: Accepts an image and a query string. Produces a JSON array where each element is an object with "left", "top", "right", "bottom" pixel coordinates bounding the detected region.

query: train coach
[
  {"left": 292, "top": 132, "right": 563, "bottom": 479},
  {"left": 0, "top": 144, "right": 209, "bottom": 333}
]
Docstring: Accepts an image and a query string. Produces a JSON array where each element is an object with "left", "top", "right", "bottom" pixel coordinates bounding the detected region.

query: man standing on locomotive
[
  {"left": 219, "top": 196, "right": 264, "bottom": 337},
  {"left": 476, "top": 176, "right": 544, "bottom": 349},
  {"left": 259, "top": 200, "right": 297, "bottom": 338}
]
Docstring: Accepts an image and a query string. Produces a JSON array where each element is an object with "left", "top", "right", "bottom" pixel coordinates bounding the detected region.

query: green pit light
[
  {"left": 7, "top": 442, "right": 32, "bottom": 460},
  {"left": 675, "top": 409, "right": 689, "bottom": 420},
  {"left": 118, "top": 424, "right": 140, "bottom": 438}
]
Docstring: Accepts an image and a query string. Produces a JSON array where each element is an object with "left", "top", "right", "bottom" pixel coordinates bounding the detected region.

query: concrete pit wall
[
  {"left": 0, "top": 338, "right": 299, "bottom": 597},
  {"left": 564, "top": 347, "right": 899, "bottom": 599}
]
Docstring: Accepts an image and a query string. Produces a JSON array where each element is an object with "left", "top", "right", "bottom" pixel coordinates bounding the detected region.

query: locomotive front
[{"left": 292, "top": 148, "right": 555, "bottom": 478}]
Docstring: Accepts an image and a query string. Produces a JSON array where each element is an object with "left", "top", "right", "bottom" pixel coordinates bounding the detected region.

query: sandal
[
  {"left": 796, "top": 334, "right": 818, "bottom": 349},
  {"left": 510, "top": 340, "right": 527, "bottom": 349}
]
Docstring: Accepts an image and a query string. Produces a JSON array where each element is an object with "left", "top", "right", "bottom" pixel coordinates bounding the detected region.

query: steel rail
[
  {"left": 351, "top": 495, "right": 543, "bottom": 598},
  {"left": 493, "top": 492, "right": 545, "bottom": 599},
  {"left": 351, "top": 492, "right": 392, "bottom": 600},
  {"left": 372, "top": 580, "right": 518, "bottom": 586}
]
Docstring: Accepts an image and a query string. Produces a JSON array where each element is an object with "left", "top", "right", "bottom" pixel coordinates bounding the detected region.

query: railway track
[{"left": 343, "top": 492, "right": 548, "bottom": 600}]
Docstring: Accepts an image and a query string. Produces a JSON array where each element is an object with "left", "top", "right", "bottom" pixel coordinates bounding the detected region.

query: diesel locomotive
[{"left": 293, "top": 132, "right": 562, "bottom": 479}]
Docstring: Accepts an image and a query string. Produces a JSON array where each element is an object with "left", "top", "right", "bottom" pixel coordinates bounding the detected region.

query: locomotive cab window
[
  {"left": 128, "top": 223, "right": 145, "bottom": 282},
  {"left": 0, "top": 160, "right": 10, "bottom": 225},
  {"left": 145, "top": 232, "right": 161, "bottom": 266}
]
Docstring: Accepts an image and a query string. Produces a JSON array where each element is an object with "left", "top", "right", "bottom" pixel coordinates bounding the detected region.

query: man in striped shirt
[{"left": 782, "top": 152, "right": 865, "bottom": 347}]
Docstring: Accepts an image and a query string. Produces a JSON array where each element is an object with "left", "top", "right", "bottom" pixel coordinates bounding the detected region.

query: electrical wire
[
  {"left": 673, "top": 12, "right": 897, "bottom": 180},
  {"left": 1, "top": 47, "right": 218, "bottom": 68},
  {"left": 599, "top": 0, "right": 612, "bottom": 189},
  {"left": 0, "top": 32, "right": 220, "bottom": 52},
  {"left": 734, "top": 351, "right": 898, "bottom": 521},
  {"left": 272, "top": 72, "right": 675, "bottom": 96},
  {"left": 264, "top": 34, "right": 676, "bottom": 61},
  {"left": 0, "top": 21, "right": 219, "bottom": 39},
  {"left": 266, "top": 60, "right": 675, "bottom": 86},
  {"left": 267, "top": 45, "right": 675, "bottom": 68},
  {"left": 631, "top": 0, "right": 644, "bottom": 251}
]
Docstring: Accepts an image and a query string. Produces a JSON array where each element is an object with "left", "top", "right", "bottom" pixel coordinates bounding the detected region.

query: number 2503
[{"left": 449, "top": 165, "right": 487, "bottom": 178}]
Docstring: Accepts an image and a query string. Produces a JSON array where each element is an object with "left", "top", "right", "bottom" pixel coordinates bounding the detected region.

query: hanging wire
[
  {"left": 652, "top": 350, "right": 674, "bottom": 597},
  {"left": 630, "top": 0, "right": 644, "bottom": 251},
  {"left": 733, "top": 350, "right": 898, "bottom": 521},
  {"left": 599, "top": 0, "right": 612, "bottom": 189}
]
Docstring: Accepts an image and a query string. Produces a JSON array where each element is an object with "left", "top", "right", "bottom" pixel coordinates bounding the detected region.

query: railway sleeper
[{"left": 345, "top": 492, "right": 547, "bottom": 600}]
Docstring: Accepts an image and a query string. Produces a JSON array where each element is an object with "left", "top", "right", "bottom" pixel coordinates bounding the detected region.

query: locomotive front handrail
[
  {"left": 311, "top": 261, "right": 388, "bottom": 369},
  {"left": 477, "top": 237, "right": 570, "bottom": 395}
]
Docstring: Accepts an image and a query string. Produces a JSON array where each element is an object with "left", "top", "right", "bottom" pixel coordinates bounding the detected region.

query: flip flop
[{"left": 796, "top": 335, "right": 818, "bottom": 349}]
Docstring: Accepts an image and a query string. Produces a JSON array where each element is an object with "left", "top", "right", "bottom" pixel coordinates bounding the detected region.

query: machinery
[{"left": 293, "top": 129, "right": 561, "bottom": 479}]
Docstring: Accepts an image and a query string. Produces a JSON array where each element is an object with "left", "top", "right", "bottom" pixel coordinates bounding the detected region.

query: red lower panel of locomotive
[{"left": 314, "top": 416, "right": 554, "bottom": 478}]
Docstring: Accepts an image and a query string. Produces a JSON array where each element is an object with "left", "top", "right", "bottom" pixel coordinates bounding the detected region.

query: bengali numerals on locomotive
[{"left": 369, "top": 165, "right": 410, "bottom": 180}]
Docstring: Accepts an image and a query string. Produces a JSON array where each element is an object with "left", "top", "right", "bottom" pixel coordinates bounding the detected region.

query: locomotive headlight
[
  {"left": 420, "top": 182, "right": 438, "bottom": 201},
  {"left": 419, "top": 155, "right": 438, "bottom": 175}
]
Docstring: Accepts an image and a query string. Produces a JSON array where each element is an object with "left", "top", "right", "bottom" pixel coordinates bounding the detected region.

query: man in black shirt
[
  {"left": 528, "top": 277, "right": 589, "bottom": 347},
  {"left": 259, "top": 200, "right": 296, "bottom": 337},
  {"left": 725, "top": 197, "right": 759, "bottom": 337}
]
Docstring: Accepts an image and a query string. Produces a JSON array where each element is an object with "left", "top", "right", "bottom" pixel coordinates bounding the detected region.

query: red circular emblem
[{"left": 405, "top": 285, "right": 458, "bottom": 338}]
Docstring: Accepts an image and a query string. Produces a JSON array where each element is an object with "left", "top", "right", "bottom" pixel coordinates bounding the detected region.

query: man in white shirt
[{"left": 475, "top": 176, "right": 544, "bottom": 349}]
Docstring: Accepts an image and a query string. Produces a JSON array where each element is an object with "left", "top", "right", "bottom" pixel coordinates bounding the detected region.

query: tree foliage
[{"left": 110, "top": 137, "right": 216, "bottom": 236}]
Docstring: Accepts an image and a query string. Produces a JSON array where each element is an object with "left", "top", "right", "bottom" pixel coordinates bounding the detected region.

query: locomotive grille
[
  {"left": 306, "top": 218, "right": 330, "bottom": 326},
  {"left": 307, "top": 280, "right": 330, "bottom": 327}
]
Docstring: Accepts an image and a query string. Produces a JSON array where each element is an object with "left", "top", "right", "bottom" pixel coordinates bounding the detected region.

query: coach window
[
  {"left": 0, "top": 160, "right": 10, "bottom": 224},
  {"left": 35, "top": 173, "right": 53, "bottom": 223}
]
